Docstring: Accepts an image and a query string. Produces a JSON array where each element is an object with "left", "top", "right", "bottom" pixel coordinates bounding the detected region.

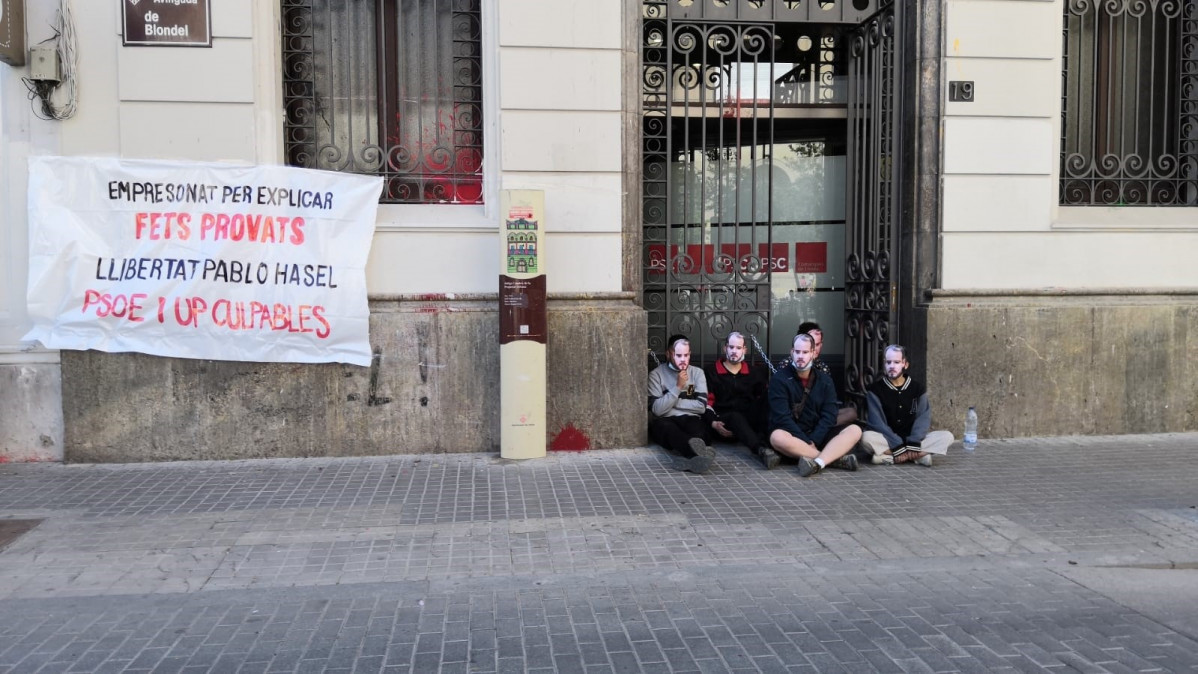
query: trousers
[
  {"left": 649, "top": 415, "right": 709, "bottom": 457},
  {"left": 861, "top": 429, "right": 954, "bottom": 456},
  {"left": 719, "top": 410, "right": 765, "bottom": 450}
]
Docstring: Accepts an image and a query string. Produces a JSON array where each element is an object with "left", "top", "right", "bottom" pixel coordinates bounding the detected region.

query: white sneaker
[
  {"left": 871, "top": 453, "right": 894, "bottom": 465},
  {"left": 916, "top": 454, "right": 933, "bottom": 467}
]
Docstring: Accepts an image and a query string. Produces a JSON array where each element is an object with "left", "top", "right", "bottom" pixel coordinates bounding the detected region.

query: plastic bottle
[{"left": 963, "top": 406, "right": 978, "bottom": 452}]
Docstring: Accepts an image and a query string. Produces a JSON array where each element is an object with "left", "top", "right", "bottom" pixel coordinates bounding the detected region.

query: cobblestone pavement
[{"left": 1, "top": 433, "right": 1197, "bottom": 672}]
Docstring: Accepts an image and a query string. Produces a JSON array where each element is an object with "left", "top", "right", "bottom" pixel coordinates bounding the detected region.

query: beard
[{"left": 793, "top": 360, "right": 813, "bottom": 373}]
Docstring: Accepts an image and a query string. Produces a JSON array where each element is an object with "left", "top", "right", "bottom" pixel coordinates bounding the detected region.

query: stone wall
[
  {"left": 0, "top": 360, "right": 63, "bottom": 462},
  {"left": 62, "top": 298, "right": 647, "bottom": 462},
  {"left": 925, "top": 293, "right": 1198, "bottom": 439}
]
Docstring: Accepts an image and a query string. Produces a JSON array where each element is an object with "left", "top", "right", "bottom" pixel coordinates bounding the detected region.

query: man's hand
[
  {"left": 676, "top": 367, "right": 689, "bottom": 392},
  {"left": 712, "top": 420, "right": 733, "bottom": 438}
]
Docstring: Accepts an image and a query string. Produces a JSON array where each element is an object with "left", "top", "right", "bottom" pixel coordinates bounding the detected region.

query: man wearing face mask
[
  {"left": 798, "top": 320, "right": 856, "bottom": 425},
  {"left": 705, "top": 332, "right": 780, "bottom": 469},
  {"left": 860, "top": 344, "right": 953, "bottom": 466},
  {"left": 648, "top": 336, "right": 717, "bottom": 474},
  {"left": 797, "top": 321, "right": 832, "bottom": 378},
  {"left": 768, "top": 333, "right": 862, "bottom": 477}
]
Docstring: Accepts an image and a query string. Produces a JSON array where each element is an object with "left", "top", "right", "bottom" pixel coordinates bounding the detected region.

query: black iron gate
[
  {"left": 641, "top": 0, "right": 893, "bottom": 373},
  {"left": 843, "top": 0, "right": 901, "bottom": 405},
  {"left": 641, "top": 17, "right": 780, "bottom": 364}
]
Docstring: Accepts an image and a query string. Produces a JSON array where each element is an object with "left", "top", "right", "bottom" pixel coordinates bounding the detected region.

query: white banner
[{"left": 24, "top": 157, "right": 384, "bottom": 366}]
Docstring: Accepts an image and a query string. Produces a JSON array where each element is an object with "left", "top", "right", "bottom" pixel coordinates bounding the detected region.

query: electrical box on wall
[
  {"left": 28, "top": 43, "right": 58, "bottom": 81},
  {"left": 0, "top": 0, "right": 27, "bottom": 67}
]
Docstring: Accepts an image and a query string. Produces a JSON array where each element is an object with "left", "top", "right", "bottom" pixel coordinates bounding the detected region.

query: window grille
[
  {"left": 281, "top": 0, "right": 484, "bottom": 204},
  {"left": 1061, "top": 0, "right": 1197, "bottom": 206}
]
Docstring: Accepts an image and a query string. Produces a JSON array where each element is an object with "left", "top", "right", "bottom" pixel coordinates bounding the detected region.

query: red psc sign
[
  {"left": 647, "top": 242, "right": 828, "bottom": 275},
  {"left": 647, "top": 244, "right": 788, "bottom": 275}
]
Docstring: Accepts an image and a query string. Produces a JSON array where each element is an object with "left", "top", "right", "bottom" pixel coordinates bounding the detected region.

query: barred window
[
  {"left": 282, "top": 0, "right": 484, "bottom": 204},
  {"left": 1060, "top": 0, "right": 1197, "bottom": 206}
]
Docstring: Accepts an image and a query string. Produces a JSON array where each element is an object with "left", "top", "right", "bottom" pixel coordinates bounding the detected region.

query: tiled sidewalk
[{"left": 1, "top": 433, "right": 1197, "bottom": 672}]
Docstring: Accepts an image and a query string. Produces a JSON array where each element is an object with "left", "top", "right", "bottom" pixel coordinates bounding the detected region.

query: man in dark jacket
[
  {"left": 705, "top": 332, "right": 780, "bottom": 469},
  {"left": 797, "top": 320, "right": 832, "bottom": 378},
  {"left": 768, "top": 333, "right": 862, "bottom": 477},
  {"left": 861, "top": 344, "right": 953, "bottom": 466}
]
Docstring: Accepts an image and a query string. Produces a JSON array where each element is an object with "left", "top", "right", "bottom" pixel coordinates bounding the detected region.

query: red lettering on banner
[
  {"left": 173, "top": 297, "right": 208, "bottom": 327},
  {"left": 312, "top": 306, "right": 331, "bottom": 339},
  {"left": 80, "top": 290, "right": 148, "bottom": 322},
  {"left": 151, "top": 296, "right": 334, "bottom": 338},
  {"left": 793, "top": 242, "right": 828, "bottom": 273},
  {"left": 134, "top": 212, "right": 192, "bottom": 240},
  {"left": 197, "top": 213, "right": 306, "bottom": 245}
]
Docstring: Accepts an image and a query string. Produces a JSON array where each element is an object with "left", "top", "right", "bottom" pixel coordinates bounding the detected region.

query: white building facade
[{"left": 0, "top": 0, "right": 1193, "bottom": 461}]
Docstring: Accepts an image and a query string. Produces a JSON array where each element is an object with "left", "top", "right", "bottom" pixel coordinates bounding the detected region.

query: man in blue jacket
[{"left": 768, "top": 333, "right": 862, "bottom": 477}]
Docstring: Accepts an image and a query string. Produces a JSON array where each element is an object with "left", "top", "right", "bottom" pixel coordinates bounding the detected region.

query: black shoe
[
  {"left": 797, "top": 457, "right": 821, "bottom": 477},
  {"left": 830, "top": 454, "right": 859, "bottom": 471},
  {"left": 758, "top": 446, "right": 781, "bottom": 470},
  {"left": 673, "top": 454, "right": 714, "bottom": 474},
  {"left": 688, "top": 437, "right": 715, "bottom": 458}
]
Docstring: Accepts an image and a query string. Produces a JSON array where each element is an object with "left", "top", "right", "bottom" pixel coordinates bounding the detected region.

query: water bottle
[{"left": 963, "top": 406, "right": 978, "bottom": 452}]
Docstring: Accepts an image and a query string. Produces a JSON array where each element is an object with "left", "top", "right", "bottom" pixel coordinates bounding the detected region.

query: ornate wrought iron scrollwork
[
  {"left": 642, "top": 18, "right": 785, "bottom": 366},
  {"left": 1061, "top": 0, "right": 1197, "bottom": 206},
  {"left": 843, "top": 1, "right": 900, "bottom": 404},
  {"left": 655, "top": 0, "right": 874, "bottom": 23},
  {"left": 281, "top": 0, "right": 484, "bottom": 205}
]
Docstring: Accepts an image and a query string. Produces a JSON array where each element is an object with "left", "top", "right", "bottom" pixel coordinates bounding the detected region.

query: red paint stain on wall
[{"left": 550, "top": 424, "right": 591, "bottom": 451}]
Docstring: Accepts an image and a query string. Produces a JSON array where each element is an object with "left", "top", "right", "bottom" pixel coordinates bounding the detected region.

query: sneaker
[
  {"left": 688, "top": 437, "right": 715, "bottom": 458},
  {"left": 797, "top": 457, "right": 822, "bottom": 477},
  {"left": 758, "top": 446, "right": 781, "bottom": 471},
  {"left": 915, "top": 453, "right": 933, "bottom": 467},
  {"left": 871, "top": 453, "right": 895, "bottom": 465},
  {"left": 830, "top": 454, "right": 859, "bottom": 471},
  {"left": 673, "top": 454, "right": 714, "bottom": 474}
]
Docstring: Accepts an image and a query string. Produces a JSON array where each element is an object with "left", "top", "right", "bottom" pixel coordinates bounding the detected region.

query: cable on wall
[{"left": 22, "top": 0, "right": 78, "bottom": 121}]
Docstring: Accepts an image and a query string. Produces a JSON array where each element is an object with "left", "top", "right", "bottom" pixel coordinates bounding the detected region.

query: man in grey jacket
[{"left": 648, "top": 337, "right": 717, "bottom": 474}]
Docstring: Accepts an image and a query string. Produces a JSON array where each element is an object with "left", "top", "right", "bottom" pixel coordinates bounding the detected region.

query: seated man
[
  {"left": 705, "top": 332, "right": 780, "bottom": 470},
  {"left": 768, "top": 333, "right": 862, "bottom": 477},
  {"left": 799, "top": 320, "right": 857, "bottom": 426},
  {"left": 861, "top": 344, "right": 954, "bottom": 466},
  {"left": 797, "top": 320, "right": 832, "bottom": 378},
  {"left": 648, "top": 337, "right": 716, "bottom": 474}
]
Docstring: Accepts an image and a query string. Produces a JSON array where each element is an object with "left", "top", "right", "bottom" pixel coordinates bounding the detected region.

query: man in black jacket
[
  {"left": 861, "top": 344, "right": 953, "bottom": 466},
  {"left": 705, "top": 332, "right": 780, "bottom": 469},
  {"left": 768, "top": 333, "right": 862, "bottom": 477}
]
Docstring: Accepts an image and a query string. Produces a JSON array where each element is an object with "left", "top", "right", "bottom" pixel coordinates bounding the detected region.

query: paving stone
[{"left": 0, "top": 436, "right": 1197, "bottom": 672}]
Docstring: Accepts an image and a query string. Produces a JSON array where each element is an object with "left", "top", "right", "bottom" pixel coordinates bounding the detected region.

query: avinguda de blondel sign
[{"left": 122, "top": 0, "right": 211, "bottom": 47}]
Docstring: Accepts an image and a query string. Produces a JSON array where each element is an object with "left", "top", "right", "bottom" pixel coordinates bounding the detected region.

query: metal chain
[{"left": 748, "top": 334, "right": 778, "bottom": 375}]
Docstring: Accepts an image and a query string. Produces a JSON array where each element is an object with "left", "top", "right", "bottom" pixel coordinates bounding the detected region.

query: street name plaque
[{"left": 122, "top": 0, "right": 211, "bottom": 47}]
